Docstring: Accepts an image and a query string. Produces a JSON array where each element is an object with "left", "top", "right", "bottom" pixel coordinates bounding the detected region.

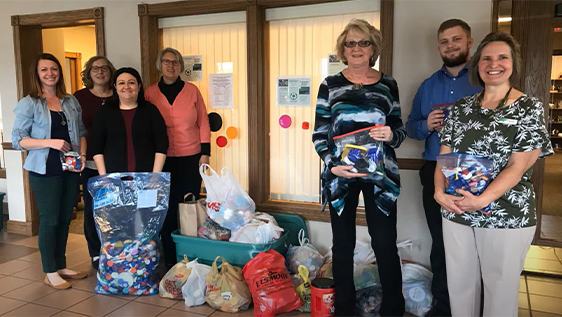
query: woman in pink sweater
[{"left": 145, "top": 47, "right": 211, "bottom": 268}]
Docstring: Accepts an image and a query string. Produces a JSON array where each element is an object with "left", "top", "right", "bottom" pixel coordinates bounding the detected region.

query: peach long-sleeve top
[{"left": 145, "top": 81, "right": 211, "bottom": 157}]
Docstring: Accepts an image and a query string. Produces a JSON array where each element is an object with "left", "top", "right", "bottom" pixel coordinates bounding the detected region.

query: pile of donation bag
[{"left": 87, "top": 166, "right": 435, "bottom": 316}]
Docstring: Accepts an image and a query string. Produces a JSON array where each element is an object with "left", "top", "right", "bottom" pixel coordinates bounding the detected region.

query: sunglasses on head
[{"left": 344, "top": 40, "right": 373, "bottom": 48}]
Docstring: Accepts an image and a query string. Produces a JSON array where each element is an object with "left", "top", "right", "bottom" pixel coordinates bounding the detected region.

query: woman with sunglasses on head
[
  {"left": 435, "top": 32, "right": 553, "bottom": 316},
  {"left": 312, "top": 19, "right": 406, "bottom": 316},
  {"left": 145, "top": 48, "right": 211, "bottom": 269},
  {"left": 73, "top": 56, "right": 116, "bottom": 270},
  {"left": 12, "top": 53, "right": 88, "bottom": 289},
  {"left": 91, "top": 67, "right": 168, "bottom": 175}
]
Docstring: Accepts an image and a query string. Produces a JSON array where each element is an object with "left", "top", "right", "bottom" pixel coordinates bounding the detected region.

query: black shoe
[{"left": 91, "top": 257, "right": 99, "bottom": 270}]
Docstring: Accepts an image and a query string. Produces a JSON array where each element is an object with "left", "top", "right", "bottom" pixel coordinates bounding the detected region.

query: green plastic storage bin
[{"left": 171, "top": 212, "right": 307, "bottom": 268}]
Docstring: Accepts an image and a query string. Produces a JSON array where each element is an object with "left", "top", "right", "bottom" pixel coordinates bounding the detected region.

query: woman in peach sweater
[{"left": 145, "top": 47, "right": 211, "bottom": 268}]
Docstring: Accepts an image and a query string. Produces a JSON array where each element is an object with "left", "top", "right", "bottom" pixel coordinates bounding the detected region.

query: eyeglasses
[
  {"left": 344, "top": 40, "right": 373, "bottom": 48},
  {"left": 91, "top": 66, "right": 110, "bottom": 73},
  {"left": 162, "top": 59, "right": 180, "bottom": 66}
]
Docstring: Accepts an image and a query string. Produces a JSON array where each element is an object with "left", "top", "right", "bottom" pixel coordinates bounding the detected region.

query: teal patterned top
[{"left": 312, "top": 72, "right": 406, "bottom": 216}]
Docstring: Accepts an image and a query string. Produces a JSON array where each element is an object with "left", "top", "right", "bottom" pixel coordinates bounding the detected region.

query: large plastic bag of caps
[
  {"left": 205, "top": 256, "right": 251, "bottom": 313},
  {"left": 295, "top": 265, "right": 311, "bottom": 313},
  {"left": 355, "top": 284, "right": 383, "bottom": 317},
  {"left": 333, "top": 125, "right": 384, "bottom": 175},
  {"left": 88, "top": 172, "right": 170, "bottom": 296},
  {"left": 199, "top": 164, "right": 255, "bottom": 231},
  {"left": 402, "top": 263, "right": 433, "bottom": 317},
  {"left": 286, "top": 229, "right": 324, "bottom": 279},
  {"left": 159, "top": 255, "right": 191, "bottom": 299},
  {"left": 197, "top": 218, "right": 231, "bottom": 241},
  {"left": 437, "top": 153, "right": 494, "bottom": 214},
  {"left": 354, "top": 240, "right": 376, "bottom": 265},
  {"left": 354, "top": 263, "right": 380, "bottom": 291},
  {"left": 182, "top": 259, "right": 212, "bottom": 307},
  {"left": 230, "top": 212, "right": 284, "bottom": 244},
  {"left": 243, "top": 250, "right": 303, "bottom": 317}
]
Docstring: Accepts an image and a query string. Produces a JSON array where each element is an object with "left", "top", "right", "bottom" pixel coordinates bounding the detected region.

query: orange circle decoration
[
  {"left": 226, "top": 126, "right": 238, "bottom": 139},
  {"left": 216, "top": 136, "right": 228, "bottom": 147}
]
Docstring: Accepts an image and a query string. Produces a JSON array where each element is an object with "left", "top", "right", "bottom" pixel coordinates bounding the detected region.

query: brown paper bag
[{"left": 179, "top": 193, "right": 208, "bottom": 236}]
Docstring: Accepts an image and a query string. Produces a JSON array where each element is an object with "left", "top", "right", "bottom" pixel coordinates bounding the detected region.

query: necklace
[
  {"left": 348, "top": 70, "right": 369, "bottom": 90},
  {"left": 101, "top": 97, "right": 107, "bottom": 105},
  {"left": 477, "top": 86, "right": 513, "bottom": 119},
  {"left": 46, "top": 100, "right": 66, "bottom": 126}
]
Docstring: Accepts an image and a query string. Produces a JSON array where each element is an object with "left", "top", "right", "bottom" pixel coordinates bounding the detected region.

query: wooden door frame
[
  {"left": 139, "top": 0, "right": 396, "bottom": 225},
  {"left": 65, "top": 52, "right": 83, "bottom": 94},
  {"left": 7, "top": 7, "right": 105, "bottom": 236}
]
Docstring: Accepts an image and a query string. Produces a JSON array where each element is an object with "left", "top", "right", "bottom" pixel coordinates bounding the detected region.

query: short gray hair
[{"left": 156, "top": 47, "right": 184, "bottom": 72}]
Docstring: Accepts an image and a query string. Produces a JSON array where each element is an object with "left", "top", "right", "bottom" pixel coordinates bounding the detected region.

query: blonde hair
[{"left": 335, "top": 19, "right": 383, "bottom": 67}]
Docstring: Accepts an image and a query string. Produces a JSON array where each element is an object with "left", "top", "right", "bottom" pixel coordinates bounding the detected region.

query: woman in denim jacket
[{"left": 12, "top": 53, "right": 88, "bottom": 289}]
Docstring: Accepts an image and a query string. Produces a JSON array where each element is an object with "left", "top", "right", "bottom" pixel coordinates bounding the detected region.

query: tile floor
[{"left": 1, "top": 230, "right": 562, "bottom": 316}]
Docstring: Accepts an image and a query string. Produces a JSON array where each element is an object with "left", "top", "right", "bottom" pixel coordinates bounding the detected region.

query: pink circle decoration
[
  {"left": 216, "top": 136, "right": 228, "bottom": 147},
  {"left": 279, "top": 115, "right": 292, "bottom": 129}
]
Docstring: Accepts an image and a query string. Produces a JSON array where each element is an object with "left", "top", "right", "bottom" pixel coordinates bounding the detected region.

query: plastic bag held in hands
[
  {"left": 285, "top": 229, "right": 324, "bottom": 279},
  {"left": 182, "top": 259, "right": 212, "bottom": 307},
  {"left": 199, "top": 164, "right": 255, "bottom": 231}
]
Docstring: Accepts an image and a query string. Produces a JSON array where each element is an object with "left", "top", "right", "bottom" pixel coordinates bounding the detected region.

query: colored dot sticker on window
[
  {"left": 216, "top": 136, "right": 228, "bottom": 147},
  {"left": 226, "top": 126, "right": 238, "bottom": 139},
  {"left": 302, "top": 121, "right": 310, "bottom": 130},
  {"left": 279, "top": 115, "right": 292, "bottom": 128}
]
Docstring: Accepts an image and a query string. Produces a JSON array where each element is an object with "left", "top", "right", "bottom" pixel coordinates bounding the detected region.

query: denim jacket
[{"left": 12, "top": 95, "right": 87, "bottom": 174}]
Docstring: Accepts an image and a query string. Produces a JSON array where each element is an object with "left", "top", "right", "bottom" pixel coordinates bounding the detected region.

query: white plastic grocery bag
[
  {"left": 182, "top": 259, "right": 212, "bottom": 307},
  {"left": 199, "top": 164, "right": 255, "bottom": 231}
]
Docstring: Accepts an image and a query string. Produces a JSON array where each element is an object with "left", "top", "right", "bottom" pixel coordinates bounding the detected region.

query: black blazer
[{"left": 91, "top": 100, "right": 168, "bottom": 173}]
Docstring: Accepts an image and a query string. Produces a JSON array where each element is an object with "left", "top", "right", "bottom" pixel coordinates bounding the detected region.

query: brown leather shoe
[
  {"left": 44, "top": 276, "right": 72, "bottom": 290},
  {"left": 59, "top": 271, "right": 88, "bottom": 280}
]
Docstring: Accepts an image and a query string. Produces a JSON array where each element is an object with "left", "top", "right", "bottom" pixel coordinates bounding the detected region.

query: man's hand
[{"left": 427, "top": 110, "right": 445, "bottom": 132}]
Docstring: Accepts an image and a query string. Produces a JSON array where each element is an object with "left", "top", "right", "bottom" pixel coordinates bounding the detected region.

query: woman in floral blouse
[{"left": 435, "top": 32, "right": 553, "bottom": 316}]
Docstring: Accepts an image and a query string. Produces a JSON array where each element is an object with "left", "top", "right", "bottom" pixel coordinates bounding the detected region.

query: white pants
[{"left": 442, "top": 219, "right": 535, "bottom": 317}]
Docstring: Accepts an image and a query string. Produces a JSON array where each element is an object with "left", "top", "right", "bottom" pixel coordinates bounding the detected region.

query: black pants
[
  {"left": 419, "top": 161, "right": 450, "bottom": 313},
  {"left": 329, "top": 181, "right": 405, "bottom": 317},
  {"left": 160, "top": 154, "right": 202, "bottom": 267},
  {"left": 82, "top": 167, "right": 100, "bottom": 258}
]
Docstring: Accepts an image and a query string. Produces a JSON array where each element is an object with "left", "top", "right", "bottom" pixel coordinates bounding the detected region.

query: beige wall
[
  {"left": 0, "top": 0, "right": 492, "bottom": 266},
  {"left": 43, "top": 26, "right": 97, "bottom": 92},
  {"left": 63, "top": 26, "right": 97, "bottom": 73}
]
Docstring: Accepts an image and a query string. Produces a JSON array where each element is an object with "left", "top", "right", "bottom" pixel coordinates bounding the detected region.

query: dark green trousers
[{"left": 30, "top": 172, "right": 80, "bottom": 273}]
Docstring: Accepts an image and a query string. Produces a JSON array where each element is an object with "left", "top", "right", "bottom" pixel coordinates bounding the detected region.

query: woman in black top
[{"left": 91, "top": 67, "right": 168, "bottom": 174}]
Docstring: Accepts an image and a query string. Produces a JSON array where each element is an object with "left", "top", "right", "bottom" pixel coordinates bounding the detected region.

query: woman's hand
[
  {"left": 199, "top": 155, "right": 210, "bottom": 166},
  {"left": 369, "top": 125, "right": 392, "bottom": 142},
  {"left": 50, "top": 139, "right": 71, "bottom": 152},
  {"left": 330, "top": 165, "right": 368, "bottom": 179},
  {"left": 77, "top": 156, "right": 86, "bottom": 173},
  {"left": 453, "top": 189, "right": 489, "bottom": 213},
  {"left": 434, "top": 190, "right": 465, "bottom": 214}
]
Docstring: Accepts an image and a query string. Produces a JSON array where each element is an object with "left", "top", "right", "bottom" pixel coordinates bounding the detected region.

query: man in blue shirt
[{"left": 406, "top": 19, "right": 482, "bottom": 316}]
